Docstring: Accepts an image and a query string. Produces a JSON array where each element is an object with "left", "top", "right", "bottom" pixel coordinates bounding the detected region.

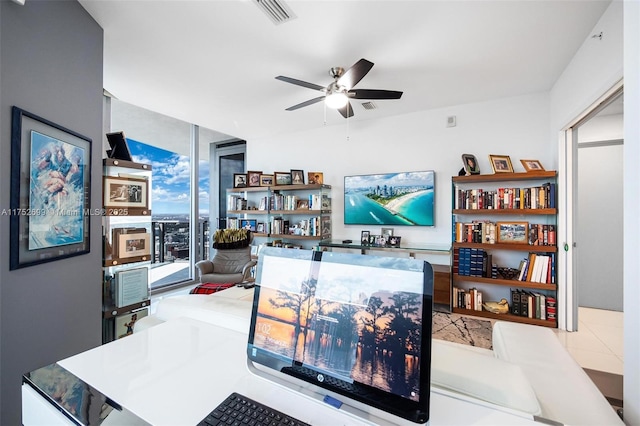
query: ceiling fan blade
[
  {"left": 337, "top": 101, "right": 354, "bottom": 119},
  {"left": 275, "top": 76, "right": 325, "bottom": 91},
  {"left": 348, "top": 89, "right": 403, "bottom": 100},
  {"left": 285, "top": 96, "right": 325, "bottom": 111},
  {"left": 337, "top": 58, "right": 374, "bottom": 90}
]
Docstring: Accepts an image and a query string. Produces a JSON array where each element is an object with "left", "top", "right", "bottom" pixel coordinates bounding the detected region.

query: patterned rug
[{"left": 432, "top": 312, "right": 493, "bottom": 349}]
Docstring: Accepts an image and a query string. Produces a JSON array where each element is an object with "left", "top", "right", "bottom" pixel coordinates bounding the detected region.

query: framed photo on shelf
[
  {"left": 260, "top": 174, "right": 274, "bottom": 186},
  {"left": 274, "top": 172, "right": 292, "bottom": 185},
  {"left": 296, "top": 199, "right": 310, "bottom": 210},
  {"left": 10, "top": 106, "right": 92, "bottom": 270},
  {"left": 256, "top": 222, "right": 266, "bottom": 233},
  {"left": 520, "top": 159, "right": 545, "bottom": 172},
  {"left": 361, "top": 230, "right": 370, "bottom": 245},
  {"left": 247, "top": 170, "right": 262, "bottom": 187},
  {"left": 115, "top": 267, "right": 149, "bottom": 308},
  {"left": 388, "top": 236, "right": 402, "bottom": 247},
  {"left": 489, "top": 155, "right": 514, "bottom": 173},
  {"left": 461, "top": 153, "right": 480, "bottom": 175},
  {"left": 381, "top": 227, "right": 394, "bottom": 238},
  {"left": 308, "top": 172, "right": 324, "bottom": 184},
  {"left": 290, "top": 169, "right": 305, "bottom": 184},
  {"left": 104, "top": 176, "right": 149, "bottom": 210},
  {"left": 116, "top": 231, "right": 151, "bottom": 259},
  {"left": 233, "top": 173, "right": 247, "bottom": 188},
  {"left": 240, "top": 219, "right": 257, "bottom": 232},
  {"left": 115, "top": 308, "right": 148, "bottom": 339},
  {"left": 496, "top": 221, "right": 529, "bottom": 244}
]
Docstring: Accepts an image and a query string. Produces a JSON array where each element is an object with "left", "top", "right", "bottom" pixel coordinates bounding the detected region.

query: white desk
[{"left": 23, "top": 316, "right": 537, "bottom": 425}]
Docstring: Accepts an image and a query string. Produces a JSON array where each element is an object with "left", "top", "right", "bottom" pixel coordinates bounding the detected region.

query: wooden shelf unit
[{"left": 452, "top": 171, "right": 558, "bottom": 327}]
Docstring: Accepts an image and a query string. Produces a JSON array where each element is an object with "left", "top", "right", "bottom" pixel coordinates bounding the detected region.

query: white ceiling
[{"left": 80, "top": 0, "right": 612, "bottom": 143}]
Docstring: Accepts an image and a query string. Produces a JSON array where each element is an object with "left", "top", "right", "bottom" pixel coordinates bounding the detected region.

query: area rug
[{"left": 432, "top": 312, "right": 493, "bottom": 349}]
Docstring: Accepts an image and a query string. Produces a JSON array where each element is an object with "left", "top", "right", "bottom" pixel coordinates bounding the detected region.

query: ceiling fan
[{"left": 275, "top": 58, "right": 403, "bottom": 119}]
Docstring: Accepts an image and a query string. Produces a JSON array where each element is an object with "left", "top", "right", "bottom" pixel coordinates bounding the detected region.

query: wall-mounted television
[{"left": 344, "top": 171, "right": 435, "bottom": 226}]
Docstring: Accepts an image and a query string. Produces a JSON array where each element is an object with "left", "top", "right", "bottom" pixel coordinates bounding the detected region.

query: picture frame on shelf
[
  {"left": 256, "top": 222, "right": 266, "bottom": 233},
  {"left": 233, "top": 173, "right": 247, "bottom": 188},
  {"left": 489, "top": 155, "right": 514, "bottom": 173},
  {"left": 296, "top": 199, "right": 310, "bottom": 210},
  {"left": 274, "top": 172, "right": 292, "bottom": 185},
  {"left": 291, "top": 169, "right": 305, "bottom": 184},
  {"left": 461, "top": 153, "right": 481, "bottom": 175},
  {"left": 240, "top": 219, "right": 257, "bottom": 232},
  {"left": 115, "top": 267, "right": 149, "bottom": 308},
  {"left": 104, "top": 175, "right": 149, "bottom": 211},
  {"left": 388, "top": 236, "right": 402, "bottom": 247},
  {"left": 361, "top": 230, "right": 370, "bottom": 245},
  {"left": 116, "top": 231, "right": 151, "bottom": 259},
  {"left": 115, "top": 308, "right": 148, "bottom": 339},
  {"left": 10, "top": 106, "right": 92, "bottom": 270},
  {"left": 106, "top": 131, "right": 132, "bottom": 161},
  {"left": 260, "top": 174, "right": 274, "bottom": 186},
  {"left": 308, "top": 172, "right": 324, "bottom": 184},
  {"left": 381, "top": 227, "right": 394, "bottom": 238},
  {"left": 520, "top": 159, "right": 545, "bottom": 172},
  {"left": 496, "top": 221, "right": 529, "bottom": 244},
  {"left": 247, "top": 170, "right": 262, "bottom": 187}
]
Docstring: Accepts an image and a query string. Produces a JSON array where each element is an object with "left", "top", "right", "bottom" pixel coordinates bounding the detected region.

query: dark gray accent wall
[{"left": 0, "top": 1, "right": 103, "bottom": 423}]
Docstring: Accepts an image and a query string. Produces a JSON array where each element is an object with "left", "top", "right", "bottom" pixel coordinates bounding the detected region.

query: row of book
[
  {"left": 453, "top": 221, "right": 556, "bottom": 246},
  {"left": 517, "top": 252, "right": 556, "bottom": 284},
  {"left": 511, "top": 289, "right": 556, "bottom": 321},
  {"left": 453, "top": 247, "right": 556, "bottom": 284},
  {"left": 227, "top": 194, "right": 331, "bottom": 212},
  {"left": 227, "top": 195, "right": 248, "bottom": 211},
  {"left": 227, "top": 216, "right": 331, "bottom": 237},
  {"left": 454, "top": 182, "right": 556, "bottom": 210},
  {"left": 452, "top": 286, "right": 484, "bottom": 311}
]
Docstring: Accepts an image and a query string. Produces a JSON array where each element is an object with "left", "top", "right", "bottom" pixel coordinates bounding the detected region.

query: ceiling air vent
[
  {"left": 253, "top": 0, "right": 296, "bottom": 25},
  {"left": 361, "top": 101, "right": 378, "bottom": 110}
]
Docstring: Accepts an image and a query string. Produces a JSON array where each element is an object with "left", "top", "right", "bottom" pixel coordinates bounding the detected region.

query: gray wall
[{"left": 0, "top": 1, "right": 103, "bottom": 423}]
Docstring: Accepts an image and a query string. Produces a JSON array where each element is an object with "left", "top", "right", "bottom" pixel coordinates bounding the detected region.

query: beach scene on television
[{"left": 344, "top": 171, "right": 435, "bottom": 226}]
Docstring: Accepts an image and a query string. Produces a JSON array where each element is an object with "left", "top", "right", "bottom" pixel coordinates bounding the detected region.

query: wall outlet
[{"left": 447, "top": 116, "right": 457, "bottom": 127}]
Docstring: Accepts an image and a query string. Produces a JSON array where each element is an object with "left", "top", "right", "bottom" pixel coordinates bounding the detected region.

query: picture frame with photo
[
  {"left": 461, "top": 153, "right": 480, "bottom": 175},
  {"left": 274, "top": 172, "right": 292, "bottom": 185},
  {"left": 233, "top": 173, "right": 247, "bottom": 188},
  {"left": 290, "top": 169, "right": 305, "bottom": 185},
  {"left": 256, "top": 222, "right": 266, "bottom": 234},
  {"left": 489, "top": 155, "right": 514, "bottom": 173},
  {"left": 247, "top": 170, "right": 263, "bottom": 187},
  {"left": 361, "top": 230, "right": 370, "bottom": 245},
  {"left": 240, "top": 218, "right": 257, "bottom": 232},
  {"left": 116, "top": 231, "right": 151, "bottom": 259},
  {"left": 388, "top": 236, "right": 402, "bottom": 247},
  {"left": 104, "top": 176, "right": 149, "bottom": 211},
  {"left": 496, "top": 221, "right": 529, "bottom": 244},
  {"left": 296, "top": 199, "right": 310, "bottom": 210},
  {"left": 308, "top": 172, "right": 324, "bottom": 184},
  {"left": 520, "top": 159, "right": 545, "bottom": 172},
  {"left": 115, "top": 308, "right": 148, "bottom": 339},
  {"left": 260, "top": 174, "right": 274, "bottom": 186}
]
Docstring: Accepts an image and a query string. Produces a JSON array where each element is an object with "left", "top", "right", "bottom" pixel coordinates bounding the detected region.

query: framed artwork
[
  {"left": 489, "top": 155, "right": 514, "bottom": 173},
  {"left": 388, "top": 236, "right": 402, "bottom": 247},
  {"left": 260, "top": 174, "right": 274, "bottom": 186},
  {"left": 9, "top": 106, "right": 92, "bottom": 270},
  {"left": 240, "top": 218, "right": 257, "bottom": 231},
  {"left": 247, "top": 170, "right": 262, "bottom": 187},
  {"left": 296, "top": 199, "right": 310, "bottom": 210},
  {"left": 496, "top": 221, "right": 529, "bottom": 244},
  {"left": 115, "top": 308, "right": 148, "bottom": 339},
  {"left": 361, "top": 230, "right": 370, "bottom": 245},
  {"left": 256, "top": 222, "right": 266, "bottom": 233},
  {"left": 290, "top": 169, "right": 305, "bottom": 184},
  {"left": 308, "top": 172, "right": 324, "bottom": 184},
  {"left": 520, "top": 159, "right": 545, "bottom": 172},
  {"left": 103, "top": 176, "right": 149, "bottom": 211},
  {"left": 233, "top": 173, "right": 247, "bottom": 188},
  {"left": 116, "top": 231, "right": 151, "bottom": 259},
  {"left": 274, "top": 172, "right": 292, "bottom": 185},
  {"left": 461, "top": 154, "right": 480, "bottom": 175}
]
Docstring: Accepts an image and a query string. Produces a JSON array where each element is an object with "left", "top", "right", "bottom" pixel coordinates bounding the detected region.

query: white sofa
[{"left": 135, "top": 287, "right": 622, "bottom": 426}]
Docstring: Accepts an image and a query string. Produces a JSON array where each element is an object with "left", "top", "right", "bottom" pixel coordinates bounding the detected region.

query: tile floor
[{"left": 553, "top": 307, "right": 624, "bottom": 375}]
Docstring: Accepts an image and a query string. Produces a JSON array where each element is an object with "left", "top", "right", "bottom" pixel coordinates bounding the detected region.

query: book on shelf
[{"left": 455, "top": 182, "right": 556, "bottom": 210}]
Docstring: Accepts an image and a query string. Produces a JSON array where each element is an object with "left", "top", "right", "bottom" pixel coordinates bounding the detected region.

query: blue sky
[{"left": 127, "top": 139, "right": 209, "bottom": 216}]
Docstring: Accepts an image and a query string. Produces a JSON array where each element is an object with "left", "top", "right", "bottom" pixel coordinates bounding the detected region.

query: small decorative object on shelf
[
  {"left": 520, "top": 159, "right": 545, "bottom": 172},
  {"left": 496, "top": 267, "right": 520, "bottom": 280},
  {"left": 308, "top": 172, "right": 324, "bottom": 184},
  {"left": 489, "top": 154, "right": 514, "bottom": 173},
  {"left": 388, "top": 236, "right": 402, "bottom": 247},
  {"left": 482, "top": 298, "right": 509, "bottom": 314}
]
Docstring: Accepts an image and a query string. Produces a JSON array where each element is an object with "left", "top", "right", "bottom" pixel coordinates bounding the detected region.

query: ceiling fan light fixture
[{"left": 325, "top": 91, "right": 348, "bottom": 109}]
